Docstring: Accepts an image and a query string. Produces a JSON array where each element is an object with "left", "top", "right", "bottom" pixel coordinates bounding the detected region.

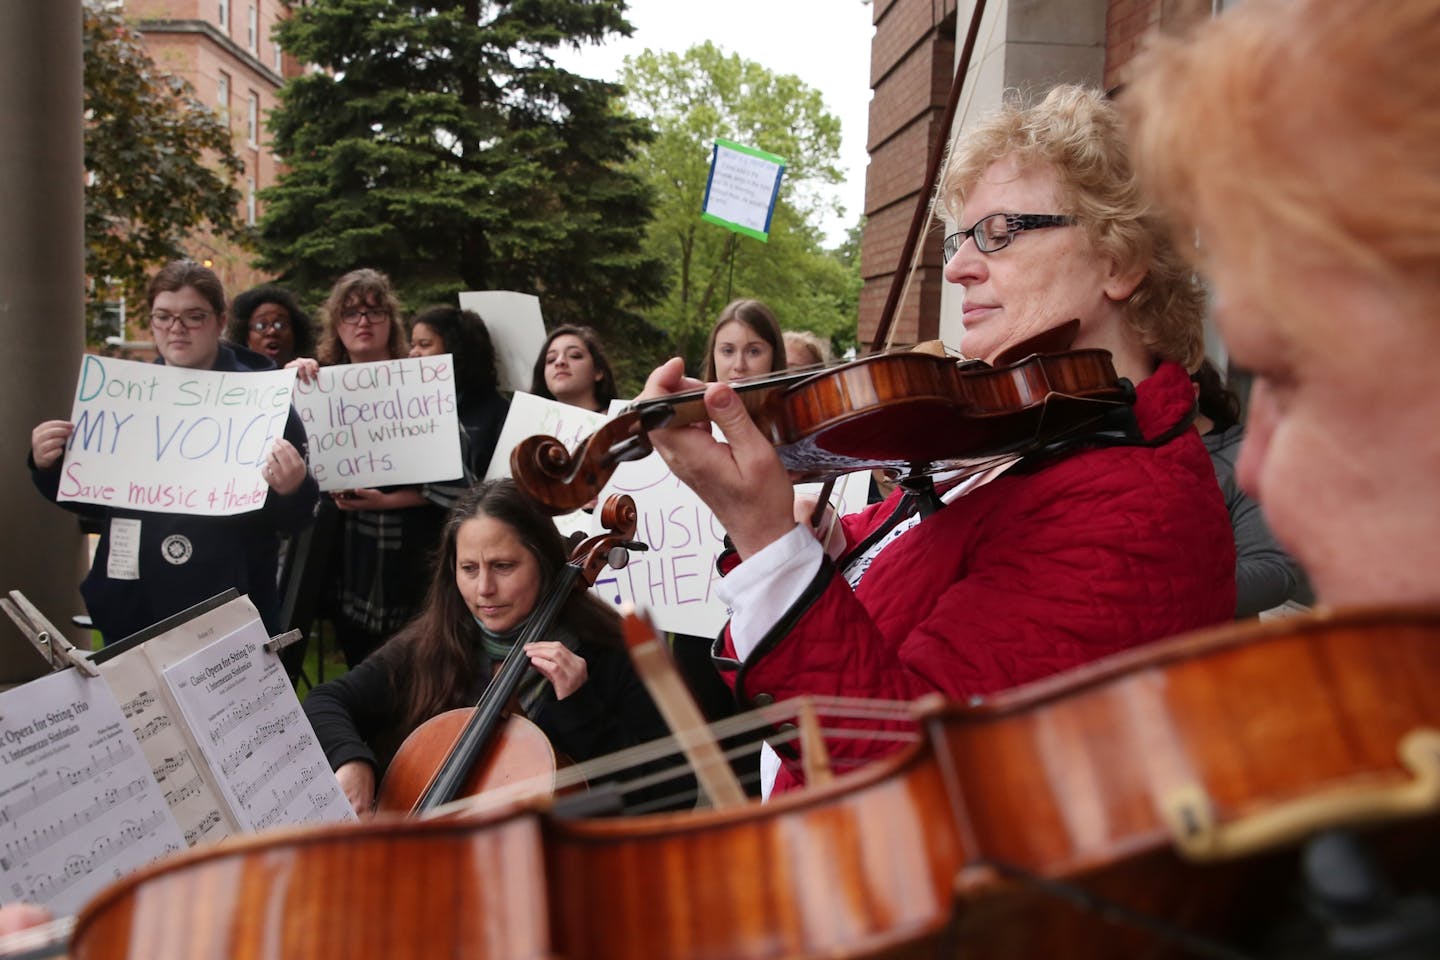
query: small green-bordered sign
[{"left": 701, "top": 138, "right": 787, "bottom": 242}]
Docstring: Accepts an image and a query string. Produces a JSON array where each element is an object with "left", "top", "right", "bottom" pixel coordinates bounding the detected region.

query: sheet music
[
  {"left": 0, "top": 669, "right": 185, "bottom": 915},
  {"left": 162, "top": 620, "right": 354, "bottom": 831},
  {"left": 98, "top": 653, "right": 238, "bottom": 847}
]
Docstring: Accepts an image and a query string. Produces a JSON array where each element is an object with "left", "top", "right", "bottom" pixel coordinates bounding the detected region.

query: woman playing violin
[
  {"left": 303, "top": 479, "right": 671, "bottom": 815},
  {"left": 641, "top": 85, "right": 1236, "bottom": 795}
]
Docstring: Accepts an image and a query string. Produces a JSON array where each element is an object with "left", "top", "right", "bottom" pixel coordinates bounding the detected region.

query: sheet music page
[
  {"left": 0, "top": 669, "right": 185, "bottom": 916},
  {"left": 96, "top": 651, "right": 238, "bottom": 847},
  {"left": 161, "top": 619, "right": 355, "bottom": 831}
]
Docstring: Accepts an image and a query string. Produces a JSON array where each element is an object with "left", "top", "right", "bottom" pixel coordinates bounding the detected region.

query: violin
[
  {"left": 374, "top": 495, "right": 642, "bottom": 814},
  {"left": 511, "top": 328, "right": 1134, "bottom": 514},
  {"left": 62, "top": 608, "right": 1440, "bottom": 959}
]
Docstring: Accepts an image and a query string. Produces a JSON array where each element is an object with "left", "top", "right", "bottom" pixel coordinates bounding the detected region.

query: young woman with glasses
[
  {"left": 27, "top": 260, "right": 319, "bottom": 644},
  {"left": 638, "top": 85, "right": 1236, "bottom": 797},
  {"left": 225, "top": 284, "right": 315, "bottom": 367},
  {"left": 287, "top": 269, "right": 460, "bottom": 668}
]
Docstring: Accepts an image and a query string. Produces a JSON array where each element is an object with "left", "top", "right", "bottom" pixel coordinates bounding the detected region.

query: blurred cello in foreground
[{"left": 58, "top": 608, "right": 1440, "bottom": 959}]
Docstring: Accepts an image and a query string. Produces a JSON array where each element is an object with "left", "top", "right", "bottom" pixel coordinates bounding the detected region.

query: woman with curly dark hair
[
  {"left": 226, "top": 284, "right": 315, "bottom": 367},
  {"left": 408, "top": 304, "right": 510, "bottom": 484}
]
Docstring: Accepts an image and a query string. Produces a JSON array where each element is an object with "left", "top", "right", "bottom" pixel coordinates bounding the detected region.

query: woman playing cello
[
  {"left": 303, "top": 479, "right": 672, "bottom": 815},
  {"left": 640, "top": 85, "right": 1237, "bottom": 796}
]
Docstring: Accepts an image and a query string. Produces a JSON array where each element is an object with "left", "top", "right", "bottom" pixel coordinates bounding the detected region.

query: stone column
[{"left": 0, "top": 1, "right": 87, "bottom": 680}]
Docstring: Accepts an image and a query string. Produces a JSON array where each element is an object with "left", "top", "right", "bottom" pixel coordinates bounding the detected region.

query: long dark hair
[
  {"left": 392, "top": 479, "right": 623, "bottom": 729},
  {"left": 226, "top": 284, "right": 316, "bottom": 360},
  {"left": 409, "top": 304, "right": 499, "bottom": 398},
  {"left": 529, "top": 324, "right": 619, "bottom": 410}
]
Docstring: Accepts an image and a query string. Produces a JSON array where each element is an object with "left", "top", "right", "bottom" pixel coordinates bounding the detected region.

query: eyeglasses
[
  {"left": 149, "top": 310, "right": 215, "bottom": 330},
  {"left": 339, "top": 307, "right": 390, "bottom": 325},
  {"left": 250, "top": 318, "right": 290, "bottom": 333},
  {"left": 943, "top": 213, "right": 1075, "bottom": 261}
]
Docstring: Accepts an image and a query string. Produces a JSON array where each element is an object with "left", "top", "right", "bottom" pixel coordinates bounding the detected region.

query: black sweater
[{"left": 303, "top": 627, "right": 685, "bottom": 810}]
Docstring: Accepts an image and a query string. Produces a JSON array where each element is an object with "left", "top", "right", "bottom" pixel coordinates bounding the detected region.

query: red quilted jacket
[{"left": 716, "top": 361, "right": 1236, "bottom": 793}]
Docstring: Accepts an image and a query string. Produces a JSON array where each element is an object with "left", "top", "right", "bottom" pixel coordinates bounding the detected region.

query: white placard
[
  {"left": 486, "top": 391, "right": 610, "bottom": 540},
  {"left": 56, "top": 355, "right": 295, "bottom": 516},
  {"left": 0, "top": 669, "right": 185, "bottom": 915},
  {"left": 457, "top": 291, "right": 548, "bottom": 394},
  {"left": 290, "top": 355, "right": 462, "bottom": 491},
  {"left": 701, "top": 138, "right": 786, "bottom": 241},
  {"left": 161, "top": 619, "right": 355, "bottom": 830},
  {"left": 587, "top": 398, "right": 869, "bottom": 635}
]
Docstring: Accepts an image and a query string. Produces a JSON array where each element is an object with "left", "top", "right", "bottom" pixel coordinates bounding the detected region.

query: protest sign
[
  {"left": 456, "top": 291, "right": 548, "bottom": 394},
  {"left": 486, "top": 391, "right": 609, "bottom": 540},
  {"left": 701, "top": 138, "right": 787, "bottom": 242},
  {"left": 290, "top": 355, "right": 461, "bottom": 491},
  {"left": 586, "top": 400, "right": 868, "bottom": 635},
  {"left": 57, "top": 355, "right": 296, "bottom": 517}
]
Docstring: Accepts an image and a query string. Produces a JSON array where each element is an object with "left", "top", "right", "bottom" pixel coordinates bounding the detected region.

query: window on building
[
  {"left": 217, "top": 71, "right": 230, "bottom": 122},
  {"left": 247, "top": 93, "right": 259, "bottom": 145},
  {"left": 247, "top": 5, "right": 257, "bottom": 52},
  {"left": 273, "top": 41, "right": 283, "bottom": 73},
  {"left": 91, "top": 300, "right": 125, "bottom": 343},
  {"left": 246, "top": 178, "right": 257, "bottom": 226},
  {"left": 218, "top": 0, "right": 229, "bottom": 29}
]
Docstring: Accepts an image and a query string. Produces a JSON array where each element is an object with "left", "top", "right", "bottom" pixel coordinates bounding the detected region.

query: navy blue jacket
[{"left": 31, "top": 343, "right": 319, "bottom": 642}]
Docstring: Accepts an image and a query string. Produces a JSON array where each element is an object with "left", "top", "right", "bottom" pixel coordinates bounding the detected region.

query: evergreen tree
[
  {"left": 84, "top": 0, "right": 248, "bottom": 334},
  {"left": 259, "top": 0, "right": 665, "bottom": 354}
]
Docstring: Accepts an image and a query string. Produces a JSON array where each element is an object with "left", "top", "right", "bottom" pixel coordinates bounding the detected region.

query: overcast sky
[{"left": 550, "top": 0, "right": 876, "bottom": 247}]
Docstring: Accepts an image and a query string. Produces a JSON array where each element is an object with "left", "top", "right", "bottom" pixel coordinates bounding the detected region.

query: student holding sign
[
  {"left": 701, "top": 299, "right": 788, "bottom": 383},
  {"left": 529, "top": 324, "right": 619, "bottom": 413},
  {"left": 288, "top": 269, "right": 461, "bottom": 667},
  {"left": 408, "top": 305, "right": 509, "bottom": 491},
  {"left": 27, "top": 260, "right": 319, "bottom": 643},
  {"left": 303, "top": 480, "right": 672, "bottom": 815}
]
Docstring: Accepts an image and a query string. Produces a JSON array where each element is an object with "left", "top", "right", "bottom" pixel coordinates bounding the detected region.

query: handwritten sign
[
  {"left": 0, "top": 669, "right": 185, "bottom": 915},
  {"left": 587, "top": 403, "right": 869, "bottom": 635},
  {"left": 701, "top": 138, "right": 787, "bottom": 242},
  {"left": 457, "top": 291, "right": 548, "bottom": 394},
  {"left": 291, "top": 356, "right": 461, "bottom": 491},
  {"left": 485, "top": 391, "right": 610, "bottom": 541},
  {"left": 57, "top": 355, "right": 296, "bottom": 517}
]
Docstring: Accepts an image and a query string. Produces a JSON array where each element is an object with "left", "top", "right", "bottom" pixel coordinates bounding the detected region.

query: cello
[{"left": 374, "top": 494, "right": 643, "bottom": 814}]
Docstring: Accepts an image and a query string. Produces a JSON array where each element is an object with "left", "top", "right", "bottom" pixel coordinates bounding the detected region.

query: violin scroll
[
  {"left": 567, "top": 494, "right": 645, "bottom": 584},
  {"left": 511, "top": 419, "right": 654, "bottom": 516}
]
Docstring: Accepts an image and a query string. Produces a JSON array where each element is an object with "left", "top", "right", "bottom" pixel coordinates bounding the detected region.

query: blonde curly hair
[{"left": 940, "top": 84, "right": 1206, "bottom": 370}]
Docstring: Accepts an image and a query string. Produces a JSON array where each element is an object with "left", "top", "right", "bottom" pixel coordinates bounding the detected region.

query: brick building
[
  {"left": 860, "top": 0, "right": 1238, "bottom": 351},
  {"left": 122, "top": 0, "right": 298, "bottom": 297}
]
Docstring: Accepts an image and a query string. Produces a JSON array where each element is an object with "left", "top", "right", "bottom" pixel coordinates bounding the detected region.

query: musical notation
[
  {"left": 1, "top": 776, "right": 149, "bottom": 869},
  {"left": 163, "top": 774, "right": 204, "bottom": 808},
  {"left": 251, "top": 762, "right": 326, "bottom": 831},
  {"left": 12, "top": 806, "right": 172, "bottom": 906},
  {"left": 206, "top": 679, "right": 288, "bottom": 746},
  {"left": 0, "top": 669, "right": 187, "bottom": 915},
  {"left": 0, "top": 740, "right": 135, "bottom": 827},
  {"left": 183, "top": 809, "right": 224, "bottom": 847},
  {"left": 136, "top": 713, "right": 173, "bottom": 743},
  {"left": 151, "top": 751, "right": 190, "bottom": 785},
  {"left": 218, "top": 709, "right": 299, "bottom": 778},
  {"left": 119, "top": 689, "right": 157, "bottom": 719}
]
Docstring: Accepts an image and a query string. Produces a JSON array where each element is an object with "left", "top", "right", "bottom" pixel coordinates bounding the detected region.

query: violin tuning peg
[{"left": 606, "top": 545, "right": 631, "bottom": 570}]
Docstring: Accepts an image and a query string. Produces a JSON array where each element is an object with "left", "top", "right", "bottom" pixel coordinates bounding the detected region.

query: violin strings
[{"left": 422, "top": 695, "right": 923, "bottom": 821}]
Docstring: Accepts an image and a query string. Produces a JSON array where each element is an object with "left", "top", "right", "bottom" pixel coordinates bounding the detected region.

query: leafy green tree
[
  {"left": 259, "top": 0, "right": 666, "bottom": 366},
  {"left": 620, "top": 43, "right": 861, "bottom": 373},
  {"left": 84, "top": 0, "right": 248, "bottom": 333}
]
